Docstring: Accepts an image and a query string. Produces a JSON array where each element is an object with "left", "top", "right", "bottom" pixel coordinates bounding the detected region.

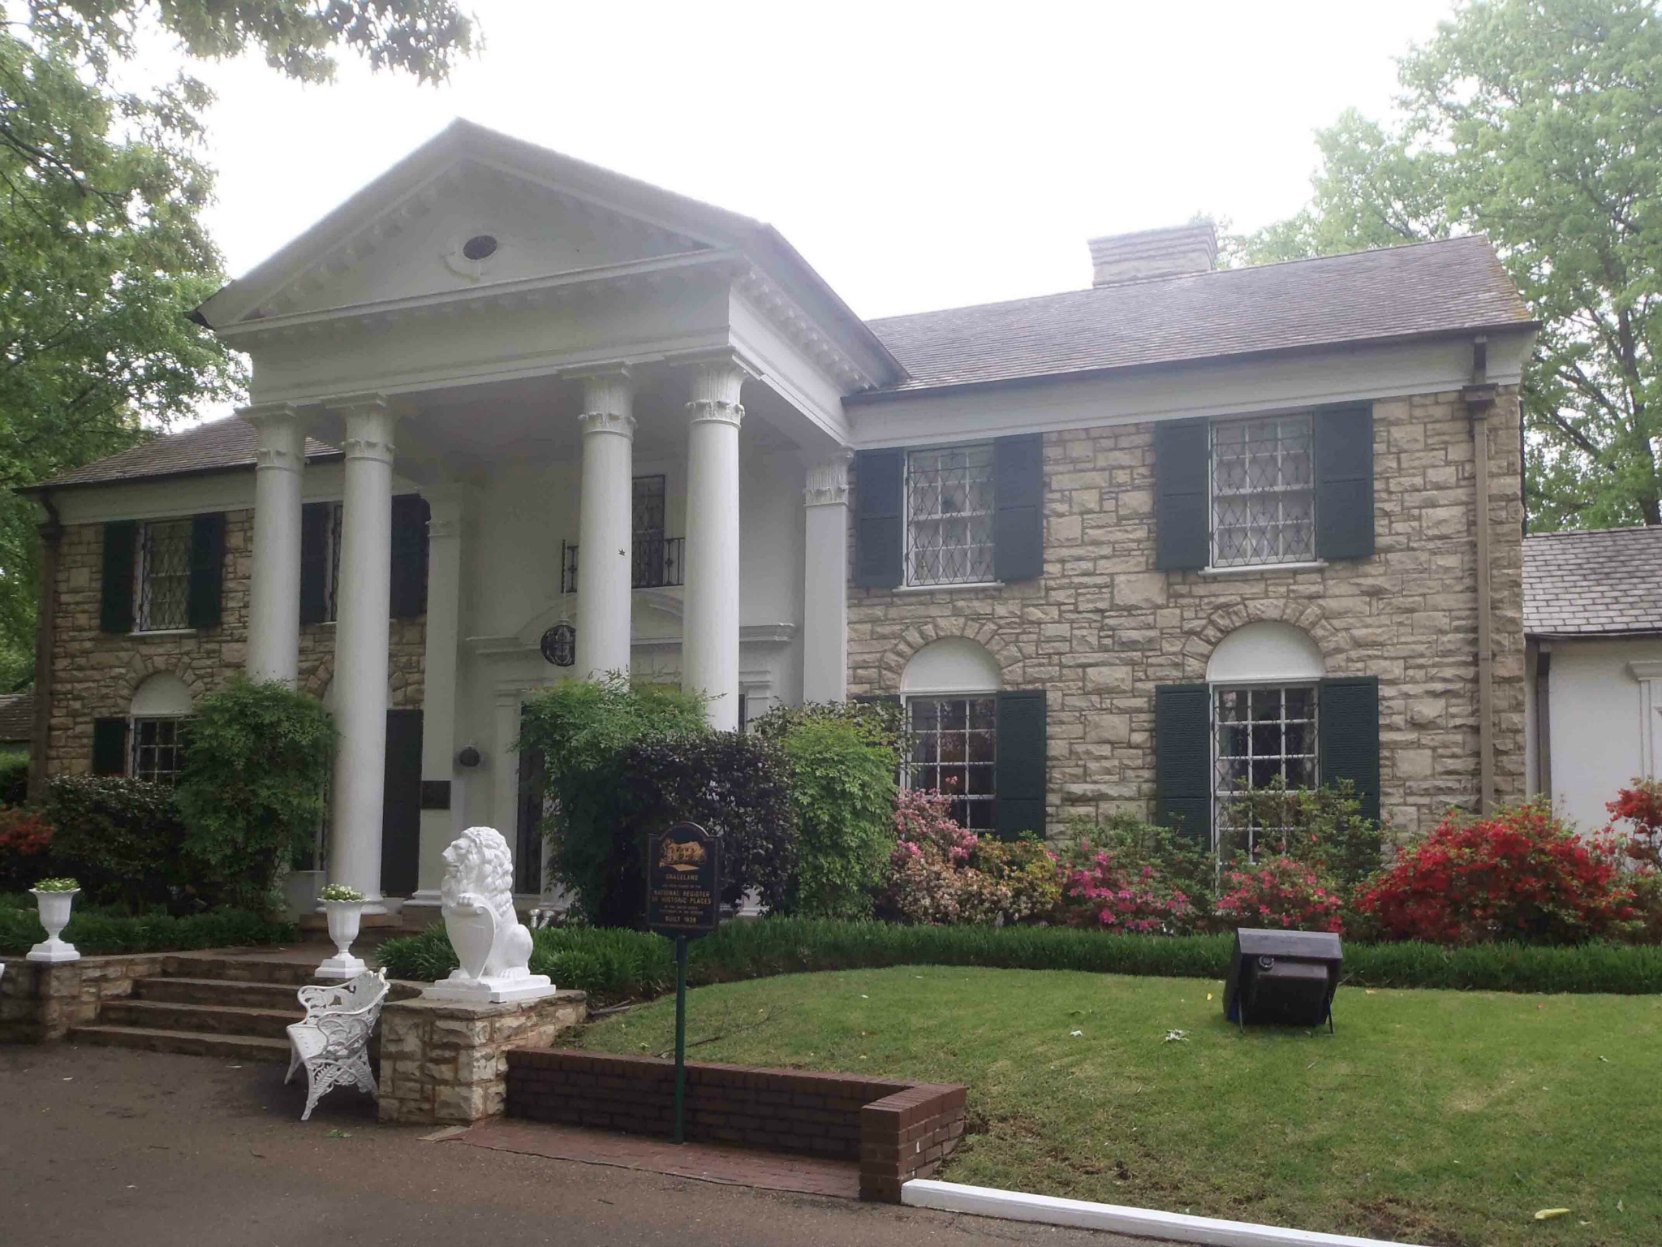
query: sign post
[{"left": 646, "top": 821, "right": 721, "bottom": 1144}]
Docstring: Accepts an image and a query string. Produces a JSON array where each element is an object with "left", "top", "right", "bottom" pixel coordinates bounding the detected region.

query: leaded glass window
[
  {"left": 633, "top": 475, "right": 668, "bottom": 588},
  {"left": 1213, "top": 685, "right": 1318, "bottom": 855},
  {"left": 905, "top": 444, "right": 995, "bottom": 586},
  {"left": 1211, "top": 415, "right": 1315, "bottom": 567},
  {"left": 135, "top": 519, "right": 192, "bottom": 631},
  {"left": 131, "top": 717, "right": 186, "bottom": 787},
  {"left": 906, "top": 695, "right": 997, "bottom": 830}
]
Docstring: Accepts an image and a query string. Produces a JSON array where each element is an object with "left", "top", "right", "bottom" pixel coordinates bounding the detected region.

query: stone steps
[
  {"left": 99, "top": 999, "right": 298, "bottom": 1040},
  {"left": 67, "top": 952, "right": 338, "bottom": 1062},
  {"left": 72, "top": 1024, "right": 291, "bottom": 1064},
  {"left": 135, "top": 976, "right": 305, "bottom": 1012}
]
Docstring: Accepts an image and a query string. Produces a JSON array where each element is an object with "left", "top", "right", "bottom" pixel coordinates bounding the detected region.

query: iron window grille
[
  {"left": 905, "top": 444, "right": 996, "bottom": 586},
  {"left": 632, "top": 475, "right": 669, "bottom": 588},
  {"left": 131, "top": 716, "right": 187, "bottom": 787},
  {"left": 1210, "top": 415, "right": 1315, "bottom": 567},
  {"left": 134, "top": 519, "right": 193, "bottom": 631},
  {"left": 1212, "top": 684, "right": 1318, "bottom": 858},
  {"left": 906, "top": 695, "right": 998, "bottom": 831}
]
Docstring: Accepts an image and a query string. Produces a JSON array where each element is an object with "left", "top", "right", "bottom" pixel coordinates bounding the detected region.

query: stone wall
[
  {"left": 0, "top": 952, "right": 169, "bottom": 1043},
  {"left": 848, "top": 388, "right": 1528, "bottom": 838},
  {"left": 377, "top": 990, "right": 587, "bottom": 1125},
  {"left": 45, "top": 508, "right": 426, "bottom": 777}
]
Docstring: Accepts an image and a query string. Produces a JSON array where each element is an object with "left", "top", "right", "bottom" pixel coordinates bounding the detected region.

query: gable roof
[
  {"left": 1524, "top": 526, "right": 1662, "bottom": 637},
  {"left": 861, "top": 236, "right": 1534, "bottom": 396},
  {"left": 30, "top": 417, "right": 339, "bottom": 491},
  {"left": 194, "top": 119, "right": 903, "bottom": 387}
]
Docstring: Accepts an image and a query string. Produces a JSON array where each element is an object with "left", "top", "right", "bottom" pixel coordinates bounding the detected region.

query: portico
[{"left": 212, "top": 120, "right": 902, "bottom": 905}]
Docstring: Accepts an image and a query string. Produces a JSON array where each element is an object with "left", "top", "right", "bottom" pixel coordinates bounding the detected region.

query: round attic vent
[{"left": 462, "top": 234, "right": 499, "bottom": 261}]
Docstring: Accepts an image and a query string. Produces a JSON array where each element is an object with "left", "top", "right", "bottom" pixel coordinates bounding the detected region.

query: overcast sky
[{"left": 164, "top": 0, "right": 1459, "bottom": 325}]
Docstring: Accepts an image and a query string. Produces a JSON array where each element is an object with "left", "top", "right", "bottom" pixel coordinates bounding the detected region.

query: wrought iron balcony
[{"left": 560, "top": 537, "right": 685, "bottom": 595}]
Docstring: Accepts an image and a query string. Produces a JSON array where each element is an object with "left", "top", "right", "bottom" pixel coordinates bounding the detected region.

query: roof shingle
[
  {"left": 1524, "top": 526, "right": 1662, "bottom": 637},
  {"left": 864, "top": 236, "right": 1532, "bottom": 395},
  {"left": 36, "top": 416, "right": 339, "bottom": 490}
]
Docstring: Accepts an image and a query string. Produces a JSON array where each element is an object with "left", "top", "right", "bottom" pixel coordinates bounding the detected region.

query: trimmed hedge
[
  {"left": 376, "top": 915, "right": 1662, "bottom": 999},
  {"left": 0, "top": 896, "right": 296, "bottom": 956}
]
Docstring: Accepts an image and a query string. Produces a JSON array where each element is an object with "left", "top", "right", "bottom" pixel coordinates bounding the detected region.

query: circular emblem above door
[{"left": 541, "top": 622, "right": 576, "bottom": 667}]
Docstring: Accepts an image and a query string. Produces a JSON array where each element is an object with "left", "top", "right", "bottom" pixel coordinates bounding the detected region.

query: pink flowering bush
[
  {"left": 1214, "top": 854, "right": 1344, "bottom": 933},
  {"left": 881, "top": 789, "right": 1060, "bottom": 925},
  {"left": 1060, "top": 849, "right": 1198, "bottom": 934}
]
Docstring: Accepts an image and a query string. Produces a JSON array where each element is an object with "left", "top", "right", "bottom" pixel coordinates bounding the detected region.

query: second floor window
[
  {"left": 632, "top": 475, "right": 670, "bottom": 588},
  {"left": 1211, "top": 414, "right": 1315, "bottom": 567},
  {"left": 906, "top": 443, "right": 995, "bottom": 586},
  {"left": 135, "top": 519, "right": 193, "bottom": 631}
]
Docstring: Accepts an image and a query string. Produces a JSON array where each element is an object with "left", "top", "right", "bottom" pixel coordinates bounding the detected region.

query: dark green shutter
[
  {"left": 186, "top": 512, "right": 226, "bottom": 630},
  {"left": 994, "top": 690, "right": 1047, "bottom": 840},
  {"left": 99, "top": 521, "right": 137, "bottom": 634},
  {"left": 1318, "top": 676, "right": 1381, "bottom": 823},
  {"left": 852, "top": 449, "right": 905, "bottom": 588},
  {"left": 1314, "top": 405, "right": 1375, "bottom": 560},
  {"left": 1155, "top": 419, "right": 1210, "bottom": 571},
  {"left": 91, "top": 717, "right": 128, "bottom": 776},
  {"left": 993, "top": 434, "right": 1044, "bottom": 582},
  {"left": 299, "top": 502, "right": 330, "bottom": 625},
  {"left": 1154, "top": 683, "right": 1212, "bottom": 842},
  {"left": 390, "top": 495, "right": 430, "bottom": 619}
]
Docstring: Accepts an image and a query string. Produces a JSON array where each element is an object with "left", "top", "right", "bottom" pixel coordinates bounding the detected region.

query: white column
[
  {"left": 244, "top": 404, "right": 307, "bottom": 685},
  {"left": 328, "top": 397, "right": 398, "bottom": 908},
  {"left": 408, "top": 484, "right": 469, "bottom": 912},
  {"left": 1632, "top": 661, "right": 1662, "bottom": 783},
  {"left": 802, "top": 452, "right": 852, "bottom": 704},
  {"left": 681, "top": 359, "right": 747, "bottom": 730},
  {"left": 575, "top": 369, "right": 636, "bottom": 679}
]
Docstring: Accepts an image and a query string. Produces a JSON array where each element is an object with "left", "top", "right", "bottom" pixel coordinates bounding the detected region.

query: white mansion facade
[{"left": 23, "top": 121, "right": 1538, "bottom": 913}]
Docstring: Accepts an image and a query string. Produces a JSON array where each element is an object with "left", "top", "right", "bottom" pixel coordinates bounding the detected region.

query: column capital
[
  {"left": 334, "top": 395, "right": 399, "bottom": 465},
  {"left": 576, "top": 367, "right": 636, "bottom": 439},
  {"left": 240, "top": 403, "right": 309, "bottom": 472},
  {"left": 803, "top": 451, "right": 852, "bottom": 508},
  {"left": 681, "top": 353, "right": 755, "bottom": 429}
]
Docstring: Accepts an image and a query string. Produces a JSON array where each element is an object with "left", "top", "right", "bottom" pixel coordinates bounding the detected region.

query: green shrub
[
  {"left": 174, "top": 679, "right": 335, "bottom": 914},
  {"left": 1218, "top": 779, "right": 1385, "bottom": 892},
  {"left": 773, "top": 713, "right": 898, "bottom": 920},
  {"left": 0, "top": 749, "right": 29, "bottom": 806},
  {"left": 0, "top": 806, "right": 52, "bottom": 892},
  {"left": 0, "top": 903, "right": 295, "bottom": 955},
  {"left": 43, "top": 776, "right": 186, "bottom": 909},
  {"left": 378, "top": 922, "right": 674, "bottom": 1003},
  {"left": 378, "top": 914, "right": 1662, "bottom": 997},
  {"left": 521, "top": 675, "right": 708, "bottom": 922}
]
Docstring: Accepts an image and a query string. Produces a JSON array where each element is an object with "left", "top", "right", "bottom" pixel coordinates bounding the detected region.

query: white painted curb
[{"left": 901, "top": 1179, "right": 1425, "bottom": 1247}]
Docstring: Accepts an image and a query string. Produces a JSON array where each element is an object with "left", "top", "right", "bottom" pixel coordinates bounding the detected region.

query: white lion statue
[{"left": 424, "top": 826, "right": 554, "bottom": 1003}]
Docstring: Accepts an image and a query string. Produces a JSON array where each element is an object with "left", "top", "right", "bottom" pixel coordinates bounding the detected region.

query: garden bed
[
  {"left": 579, "top": 965, "right": 1662, "bottom": 1246},
  {"left": 375, "top": 915, "right": 1662, "bottom": 1003},
  {"left": 0, "top": 894, "right": 296, "bottom": 956}
]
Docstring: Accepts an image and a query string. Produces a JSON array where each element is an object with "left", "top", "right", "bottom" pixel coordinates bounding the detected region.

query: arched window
[
  {"left": 129, "top": 673, "right": 192, "bottom": 786},
  {"left": 1206, "top": 622, "right": 1325, "bottom": 853},
  {"left": 901, "top": 638, "right": 1002, "bottom": 831}
]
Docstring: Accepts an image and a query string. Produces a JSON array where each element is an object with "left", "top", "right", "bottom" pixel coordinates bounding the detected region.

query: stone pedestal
[{"left": 376, "top": 989, "right": 586, "bottom": 1125}]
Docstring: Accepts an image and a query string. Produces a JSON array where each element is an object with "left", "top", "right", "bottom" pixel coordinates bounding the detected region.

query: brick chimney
[{"left": 1087, "top": 223, "right": 1217, "bottom": 286}]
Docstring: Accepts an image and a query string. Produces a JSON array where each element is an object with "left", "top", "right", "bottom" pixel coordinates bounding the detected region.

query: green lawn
[{"left": 579, "top": 966, "right": 1662, "bottom": 1247}]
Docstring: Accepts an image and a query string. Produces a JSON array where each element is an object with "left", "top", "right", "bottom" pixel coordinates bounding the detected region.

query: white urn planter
[
  {"left": 27, "top": 888, "right": 81, "bottom": 963},
  {"left": 315, "top": 900, "right": 370, "bottom": 981}
]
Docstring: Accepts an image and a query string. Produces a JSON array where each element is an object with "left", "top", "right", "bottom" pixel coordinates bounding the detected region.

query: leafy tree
[
  {"left": 1232, "top": 0, "right": 1662, "bottom": 530},
  {"left": 0, "top": 1, "right": 475, "bottom": 687}
]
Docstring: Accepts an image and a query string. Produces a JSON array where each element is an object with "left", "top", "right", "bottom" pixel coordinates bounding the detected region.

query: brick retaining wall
[{"left": 505, "top": 1048, "right": 966, "bottom": 1201}]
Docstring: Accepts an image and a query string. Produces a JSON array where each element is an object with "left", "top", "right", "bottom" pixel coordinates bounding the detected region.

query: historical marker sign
[{"left": 647, "top": 822, "right": 721, "bottom": 938}]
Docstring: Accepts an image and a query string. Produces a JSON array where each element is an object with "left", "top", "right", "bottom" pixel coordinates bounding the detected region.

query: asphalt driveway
[{"left": 0, "top": 1043, "right": 1147, "bottom": 1247}]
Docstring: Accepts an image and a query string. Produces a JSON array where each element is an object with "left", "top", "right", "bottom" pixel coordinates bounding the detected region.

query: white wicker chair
[{"left": 285, "top": 968, "right": 389, "bottom": 1121}]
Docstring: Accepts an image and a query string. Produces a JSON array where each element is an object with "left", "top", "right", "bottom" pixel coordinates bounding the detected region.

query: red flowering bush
[
  {"left": 1060, "top": 850, "right": 1198, "bottom": 934},
  {"left": 1213, "top": 855, "right": 1344, "bottom": 933},
  {"left": 0, "top": 807, "right": 54, "bottom": 892},
  {"left": 1357, "top": 802, "right": 1637, "bottom": 945},
  {"left": 1607, "top": 781, "right": 1662, "bottom": 942}
]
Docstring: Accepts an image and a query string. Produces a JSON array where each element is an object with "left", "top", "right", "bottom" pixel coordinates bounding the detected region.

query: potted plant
[
  {"left": 315, "top": 884, "right": 369, "bottom": 980},
  {"left": 28, "top": 877, "right": 81, "bottom": 963}
]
